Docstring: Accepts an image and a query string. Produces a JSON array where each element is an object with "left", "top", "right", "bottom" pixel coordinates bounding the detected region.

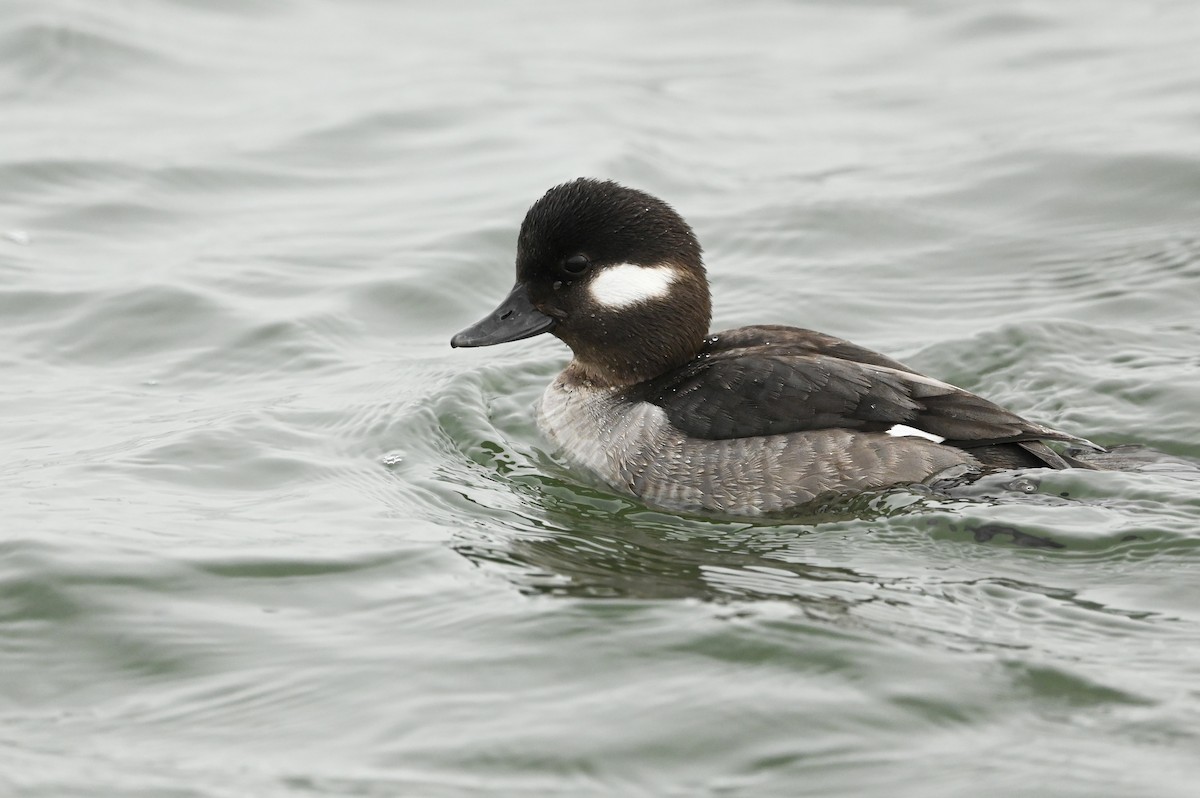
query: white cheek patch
[
  {"left": 589, "top": 263, "right": 680, "bottom": 309},
  {"left": 887, "top": 424, "right": 946, "bottom": 444}
]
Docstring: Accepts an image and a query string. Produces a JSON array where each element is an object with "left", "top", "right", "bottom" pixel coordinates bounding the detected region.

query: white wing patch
[
  {"left": 887, "top": 424, "right": 945, "bottom": 444},
  {"left": 589, "top": 263, "right": 679, "bottom": 309}
]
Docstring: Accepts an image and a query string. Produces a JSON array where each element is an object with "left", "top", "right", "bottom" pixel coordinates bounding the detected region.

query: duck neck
[{"left": 561, "top": 313, "right": 711, "bottom": 390}]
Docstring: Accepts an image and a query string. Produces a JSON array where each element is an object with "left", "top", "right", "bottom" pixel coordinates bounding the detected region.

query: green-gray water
[{"left": 3, "top": 1, "right": 1200, "bottom": 796}]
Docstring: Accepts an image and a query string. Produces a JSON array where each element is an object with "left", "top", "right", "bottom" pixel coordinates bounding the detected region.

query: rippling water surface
[{"left": 3, "top": 1, "right": 1200, "bottom": 795}]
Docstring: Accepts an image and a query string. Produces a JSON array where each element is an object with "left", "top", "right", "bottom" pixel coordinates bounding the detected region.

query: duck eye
[{"left": 561, "top": 254, "right": 590, "bottom": 275}]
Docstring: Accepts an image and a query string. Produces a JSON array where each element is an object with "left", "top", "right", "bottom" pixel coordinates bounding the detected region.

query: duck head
[{"left": 451, "top": 178, "right": 712, "bottom": 387}]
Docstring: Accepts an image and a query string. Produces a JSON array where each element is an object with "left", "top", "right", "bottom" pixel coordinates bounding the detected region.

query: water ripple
[{"left": 0, "top": 19, "right": 183, "bottom": 96}]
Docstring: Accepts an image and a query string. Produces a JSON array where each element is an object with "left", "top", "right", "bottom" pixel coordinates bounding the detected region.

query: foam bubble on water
[{"left": 3, "top": 230, "right": 30, "bottom": 245}]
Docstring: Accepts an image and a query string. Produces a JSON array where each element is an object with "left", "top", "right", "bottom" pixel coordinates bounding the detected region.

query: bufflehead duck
[{"left": 451, "top": 178, "right": 1101, "bottom": 516}]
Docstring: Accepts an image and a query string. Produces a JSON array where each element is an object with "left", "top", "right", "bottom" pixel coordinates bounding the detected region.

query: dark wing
[
  {"left": 706, "top": 325, "right": 921, "bottom": 374},
  {"left": 638, "top": 326, "right": 1093, "bottom": 450}
]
